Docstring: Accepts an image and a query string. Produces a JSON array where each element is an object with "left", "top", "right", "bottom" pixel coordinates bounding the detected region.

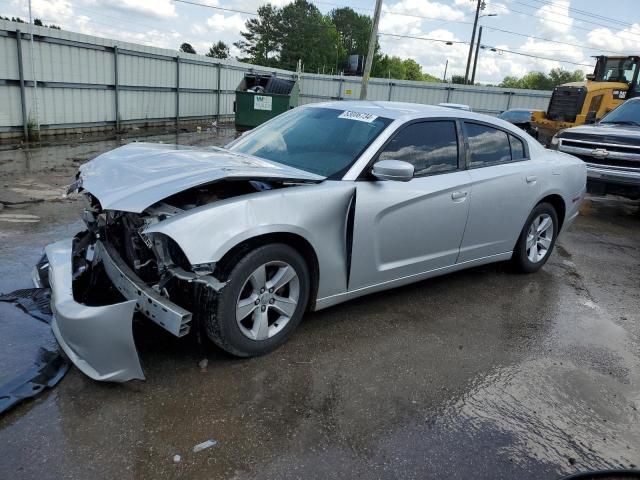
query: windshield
[
  {"left": 228, "top": 107, "right": 392, "bottom": 178},
  {"left": 600, "top": 100, "right": 640, "bottom": 125},
  {"left": 598, "top": 57, "right": 639, "bottom": 83}
]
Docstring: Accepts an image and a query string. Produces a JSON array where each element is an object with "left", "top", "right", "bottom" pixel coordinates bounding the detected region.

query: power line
[
  {"left": 13, "top": 0, "right": 614, "bottom": 71},
  {"left": 173, "top": 0, "right": 601, "bottom": 71},
  {"left": 168, "top": 0, "right": 634, "bottom": 57},
  {"left": 482, "top": 25, "right": 628, "bottom": 56},
  {"left": 512, "top": 0, "right": 628, "bottom": 31},
  {"left": 378, "top": 32, "right": 595, "bottom": 68},
  {"left": 519, "top": 0, "right": 633, "bottom": 29},
  {"left": 171, "top": 0, "right": 256, "bottom": 16},
  {"left": 508, "top": 1, "right": 640, "bottom": 41}
]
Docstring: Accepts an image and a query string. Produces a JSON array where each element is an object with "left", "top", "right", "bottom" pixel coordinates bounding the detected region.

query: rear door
[
  {"left": 349, "top": 119, "right": 472, "bottom": 290},
  {"left": 457, "top": 121, "right": 543, "bottom": 262}
]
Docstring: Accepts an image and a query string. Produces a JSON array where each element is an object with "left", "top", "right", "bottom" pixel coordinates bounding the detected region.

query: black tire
[
  {"left": 207, "top": 243, "right": 310, "bottom": 357},
  {"left": 512, "top": 202, "right": 559, "bottom": 273}
]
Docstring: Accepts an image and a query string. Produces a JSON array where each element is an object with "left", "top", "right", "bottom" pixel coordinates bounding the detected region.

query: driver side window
[{"left": 378, "top": 121, "right": 459, "bottom": 176}]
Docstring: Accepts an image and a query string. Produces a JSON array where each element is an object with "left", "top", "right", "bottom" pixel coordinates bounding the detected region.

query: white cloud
[
  {"left": 537, "top": 0, "right": 573, "bottom": 37},
  {"left": 206, "top": 13, "right": 246, "bottom": 33},
  {"left": 385, "top": 0, "right": 466, "bottom": 21},
  {"left": 587, "top": 24, "right": 640, "bottom": 53},
  {"left": 9, "top": 0, "right": 73, "bottom": 23},
  {"left": 519, "top": 37, "right": 585, "bottom": 64},
  {"left": 101, "top": 0, "right": 177, "bottom": 19},
  {"left": 379, "top": 12, "right": 422, "bottom": 36}
]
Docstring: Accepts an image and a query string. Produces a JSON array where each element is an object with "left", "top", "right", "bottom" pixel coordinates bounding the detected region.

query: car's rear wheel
[
  {"left": 512, "top": 202, "right": 558, "bottom": 273},
  {"left": 207, "top": 243, "right": 310, "bottom": 357}
]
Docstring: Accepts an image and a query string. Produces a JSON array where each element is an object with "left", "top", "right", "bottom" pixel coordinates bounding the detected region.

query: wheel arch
[
  {"left": 214, "top": 232, "right": 321, "bottom": 311},
  {"left": 537, "top": 193, "right": 566, "bottom": 230}
]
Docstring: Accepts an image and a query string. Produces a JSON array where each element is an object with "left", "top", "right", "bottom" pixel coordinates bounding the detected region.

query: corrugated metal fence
[{"left": 0, "top": 19, "right": 551, "bottom": 140}]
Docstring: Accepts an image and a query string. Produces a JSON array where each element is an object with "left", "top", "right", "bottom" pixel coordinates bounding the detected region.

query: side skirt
[{"left": 314, "top": 251, "right": 513, "bottom": 311}]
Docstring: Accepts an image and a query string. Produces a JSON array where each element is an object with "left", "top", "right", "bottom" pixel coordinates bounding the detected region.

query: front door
[{"left": 349, "top": 120, "right": 472, "bottom": 291}]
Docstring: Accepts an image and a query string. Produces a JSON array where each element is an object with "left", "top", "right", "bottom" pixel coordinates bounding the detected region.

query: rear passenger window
[
  {"left": 509, "top": 134, "right": 526, "bottom": 160},
  {"left": 378, "top": 121, "right": 459, "bottom": 176},
  {"left": 465, "top": 123, "right": 511, "bottom": 167},
  {"left": 465, "top": 123, "right": 527, "bottom": 167}
]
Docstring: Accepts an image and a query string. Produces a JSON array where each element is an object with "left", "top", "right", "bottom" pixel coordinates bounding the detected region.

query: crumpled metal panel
[
  {"left": 79, "top": 143, "right": 324, "bottom": 213},
  {"left": 145, "top": 181, "right": 356, "bottom": 300},
  {"left": 46, "top": 239, "right": 145, "bottom": 382}
]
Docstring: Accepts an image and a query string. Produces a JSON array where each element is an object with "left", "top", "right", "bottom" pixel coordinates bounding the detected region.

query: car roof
[
  {"left": 308, "top": 100, "right": 490, "bottom": 122},
  {"left": 305, "top": 100, "right": 544, "bottom": 152},
  {"left": 501, "top": 108, "right": 533, "bottom": 112},
  {"left": 438, "top": 103, "right": 472, "bottom": 110}
]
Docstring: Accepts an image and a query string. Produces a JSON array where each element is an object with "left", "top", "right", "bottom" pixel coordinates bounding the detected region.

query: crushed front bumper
[
  {"left": 43, "top": 239, "right": 145, "bottom": 382},
  {"left": 40, "top": 236, "right": 195, "bottom": 382}
]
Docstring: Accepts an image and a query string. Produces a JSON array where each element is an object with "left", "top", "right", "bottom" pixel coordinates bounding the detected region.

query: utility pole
[
  {"left": 442, "top": 59, "right": 449, "bottom": 82},
  {"left": 470, "top": 26, "right": 482, "bottom": 85},
  {"left": 360, "top": 0, "right": 383, "bottom": 100},
  {"left": 28, "top": 0, "right": 40, "bottom": 135},
  {"left": 464, "top": 0, "right": 483, "bottom": 85}
]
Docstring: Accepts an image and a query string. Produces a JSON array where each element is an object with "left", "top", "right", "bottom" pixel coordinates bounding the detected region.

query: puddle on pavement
[{"left": 0, "top": 127, "right": 238, "bottom": 176}]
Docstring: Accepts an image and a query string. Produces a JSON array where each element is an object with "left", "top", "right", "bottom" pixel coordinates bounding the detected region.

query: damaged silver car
[{"left": 36, "top": 101, "right": 587, "bottom": 382}]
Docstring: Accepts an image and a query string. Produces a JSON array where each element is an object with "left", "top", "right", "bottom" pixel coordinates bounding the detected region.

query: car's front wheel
[
  {"left": 207, "top": 243, "right": 310, "bottom": 357},
  {"left": 512, "top": 202, "right": 558, "bottom": 273}
]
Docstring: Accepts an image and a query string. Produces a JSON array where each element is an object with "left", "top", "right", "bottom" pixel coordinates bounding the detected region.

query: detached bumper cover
[{"left": 45, "top": 239, "right": 145, "bottom": 382}]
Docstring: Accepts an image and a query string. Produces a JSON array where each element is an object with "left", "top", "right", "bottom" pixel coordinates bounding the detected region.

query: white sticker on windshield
[{"left": 338, "top": 110, "right": 378, "bottom": 123}]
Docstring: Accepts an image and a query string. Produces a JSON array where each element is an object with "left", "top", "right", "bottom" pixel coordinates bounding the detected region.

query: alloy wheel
[
  {"left": 526, "top": 213, "right": 554, "bottom": 263},
  {"left": 235, "top": 261, "right": 300, "bottom": 341}
]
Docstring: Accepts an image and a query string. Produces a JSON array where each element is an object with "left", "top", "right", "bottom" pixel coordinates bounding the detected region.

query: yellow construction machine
[{"left": 532, "top": 55, "right": 640, "bottom": 143}]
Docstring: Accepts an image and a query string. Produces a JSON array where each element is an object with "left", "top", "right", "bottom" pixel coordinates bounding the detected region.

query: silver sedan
[{"left": 38, "top": 101, "right": 587, "bottom": 381}]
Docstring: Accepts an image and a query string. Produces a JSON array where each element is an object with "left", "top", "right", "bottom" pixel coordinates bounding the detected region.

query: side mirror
[
  {"left": 371, "top": 160, "right": 414, "bottom": 182},
  {"left": 586, "top": 73, "right": 595, "bottom": 81}
]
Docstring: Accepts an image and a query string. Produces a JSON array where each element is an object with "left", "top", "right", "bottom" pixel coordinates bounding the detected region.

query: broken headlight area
[
  {"left": 42, "top": 223, "right": 225, "bottom": 381},
  {"left": 74, "top": 197, "right": 226, "bottom": 340}
]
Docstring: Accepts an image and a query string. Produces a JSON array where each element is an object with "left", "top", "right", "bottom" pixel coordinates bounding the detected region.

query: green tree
[
  {"left": 179, "top": 42, "right": 196, "bottom": 54},
  {"left": 206, "top": 41, "right": 230, "bottom": 59},
  {"left": 499, "top": 75, "right": 522, "bottom": 88},
  {"left": 330, "top": 7, "right": 373, "bottom": 65},
  {"left": 451, "top": 74, "right": 466, "bottom": 84},
  {"left": 422, "top": 72, "right": 441, "bottom": 82},
  {"left": 402, "top": 59, "right": 423, "bottom": 81},
  {"left": 500, "top": 68, "right": 585, "bottom": 90},
  {"left": 235, "top": 4, "right": 282, "bottom": 66},
  {"left": 549, "top": 67, "right": 584, "bottom": 85},
  {"left": 1, "top": 16, "right": 26, "bottom": 23},
  {"left": 372, "top": 55, "right": 405, "bottom": 79},
  {"left": 278, "top": 0, "right": 342, "bottom": 72}
]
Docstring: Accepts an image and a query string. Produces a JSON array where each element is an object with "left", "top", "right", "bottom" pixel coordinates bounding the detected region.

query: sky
[{"left": 2, "top": 0, "right": 640, "bottom": 83}]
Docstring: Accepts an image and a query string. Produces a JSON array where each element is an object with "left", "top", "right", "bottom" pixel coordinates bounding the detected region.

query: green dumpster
[{"left": 234, "top": 74, "right": 299, "bottom": 129}]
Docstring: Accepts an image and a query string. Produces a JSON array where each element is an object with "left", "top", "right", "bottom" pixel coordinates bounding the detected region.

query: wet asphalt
[{"left": 0, "top": 133, "right": 639, "bottom": 479}]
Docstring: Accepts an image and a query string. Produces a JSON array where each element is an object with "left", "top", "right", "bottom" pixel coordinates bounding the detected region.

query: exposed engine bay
[{"left": 71, "top": 179, "right": 298, "bottom": 339}]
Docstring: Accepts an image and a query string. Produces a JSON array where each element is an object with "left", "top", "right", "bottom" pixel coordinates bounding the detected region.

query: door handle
[
  {"left": 526, "top": 175, "right": 537, "bottom": 184},
  {"left": 451, "top": 191, "right": 468, "bottom": 200}
]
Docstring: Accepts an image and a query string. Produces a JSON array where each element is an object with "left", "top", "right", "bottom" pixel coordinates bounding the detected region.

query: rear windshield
[
  {"left": 228, "top": 107, "right": 392, "bottom": 178},
  {"left": 499, "top": 110, "right": 532, "bottom": 122}
]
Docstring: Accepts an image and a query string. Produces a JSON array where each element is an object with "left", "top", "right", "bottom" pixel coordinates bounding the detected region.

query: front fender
[{"left": 145, "top": 181, "right": 356, "bottom": 299}]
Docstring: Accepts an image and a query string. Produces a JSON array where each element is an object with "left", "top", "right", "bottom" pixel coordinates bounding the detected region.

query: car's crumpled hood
[{"left": 78, "top": 143, "right": 325, "bottom": 213}]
